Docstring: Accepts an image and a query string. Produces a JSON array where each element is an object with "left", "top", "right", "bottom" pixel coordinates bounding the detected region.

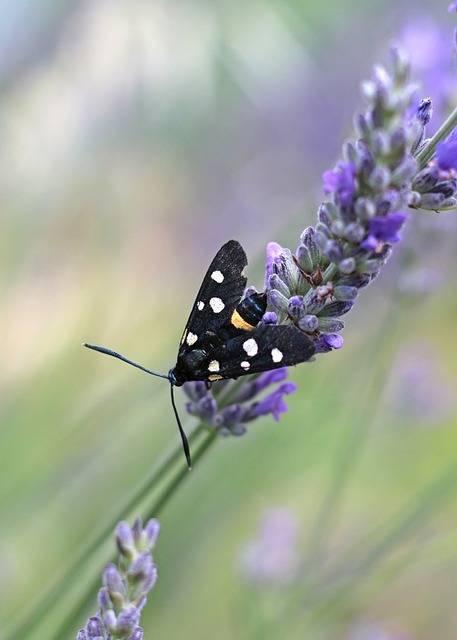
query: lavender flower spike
[
  {"left": 266, "top": 47, "right": 457, "bottom": 357},
  {"left": 76, "top": 517, "right": 159, "bottom": 640},
  {"left": 182, "top": 47, "right": 457, "bottom": 447}
]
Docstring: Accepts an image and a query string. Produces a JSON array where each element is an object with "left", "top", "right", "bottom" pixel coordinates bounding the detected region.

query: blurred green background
[{"left": 2, "top": 1, "right": 457, "bottom": 638}]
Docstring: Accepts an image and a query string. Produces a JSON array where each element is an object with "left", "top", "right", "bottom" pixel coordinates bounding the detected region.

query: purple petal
[
  {"left": 361, "top": 212, "right": 409, "bottom": 250},
  {"left": 322, "top": 162, "right": 356, "bottom": 208},
  {"left": 144, "top": 519, "right": 160, "bottom": 549},
  {"left": 436, "top": 138, "right": 457, "bottom": 171}
]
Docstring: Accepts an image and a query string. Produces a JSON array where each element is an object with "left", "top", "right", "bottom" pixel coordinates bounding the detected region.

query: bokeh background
[{"left": 2, "top": 1, "right": 457, "bottom": 638}]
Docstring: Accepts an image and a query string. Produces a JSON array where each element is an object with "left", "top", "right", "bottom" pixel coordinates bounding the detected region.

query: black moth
[{"left": 85, "top": 240, "right": 316, "bottom": 468}]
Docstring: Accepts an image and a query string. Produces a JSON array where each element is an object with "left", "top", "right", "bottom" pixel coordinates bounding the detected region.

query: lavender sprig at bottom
[
  {"left": 185, "top": 47, "right": 457, "bottom": 432},
  {"left": 77, "top": 517, "right": 160, "bottom": 640}
]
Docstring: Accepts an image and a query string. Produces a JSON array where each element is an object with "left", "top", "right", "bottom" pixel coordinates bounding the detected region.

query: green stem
[
  {"left": 8, "top": 375, "right": 248, "bottom": 640},
  {"left": 416, "top": 105, "right": 457, "bottom": 169},
  {"left": 53, "top": 429, "right": 219, "bottom": 640},
  {"left": 4, "top": 422, "right": 206, "bottom": 640}
]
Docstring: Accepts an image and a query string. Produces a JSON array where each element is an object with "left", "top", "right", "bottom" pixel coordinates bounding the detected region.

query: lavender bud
[
  {"left": 76, "top": 631, "right": 88, "bottom": 640},
  {"left": 128, "top": 629, "right": 144, "bottom": 640},
  {"left": 97, "top": 587, "right": 113, "bottom": 610},
  {"left": 329, "top": 219, "right": 346, "bottom": 237},
  {"left": 320, "top": 301, "right": 354, "bottom": 317},
  {"left": 338, "top": 273, "right": 371, "bottom": 288},
  {"left": 196, "top": 396, "right": 218, "bottom": 421},
  {"left": 287, "top": 296, "right": 306, "bottom": 320},
  {"left": 143, "top": 519, "right": 160, "bottom": 549},
  {"left": 131, "top": 517, "right": 143, "bottom": 547},
  {"left": 354, "top": 112, "right": 371, "bottom": 139},
  {"left": 371, "top": 130, "right": 391, "bottom": 156},
  {"left": 115, "top": 606, "right": 140, "bottom": 635},
  {"left": 303, "top": 290, "right": 326, "bottom": 314},
  {"left": 407, "top": 191, "right": 422, "bottom": 207},
  {"left": 333, "top": 285, "right": 358, "bottom": 301},
  {"left": 183, "top": 381, "right": 209, "bottom": 402},
  {"left": 103, "top": 609, "right": 117, "bottom": 631},
  {"left": 272, "top": 248, "right": 300, "bottom": 291},
  {"left": 391, "top": 156, "right": 418, "bottom": 184},
  {"left": 86, "top": 617, "right": 105, "bottom": 639},
  {"left": 262, "top": 311, "right": 278, "bottom": 325},
  {"left": 344, "top": 222, "right": 365, "bottom": 244},
  {"left": 243, "top": 286, "right": 258, "bottom": 299},
  {"left": 268, "top": 273, "right": 291, "bottom": 298},
  {"left": 368, "top": 166, "right": 391, "bottom": 191},
  {"left": 295, "top": 244, "right": 314, "bottom": 273},
  {"left": 391, "top": 46, "right": 410, "bottom": 83},
  {"left": 265, "top": 242, "right": 283, "bottom": 283},
  {"left": 343, "top": 139, "right": 358, "bottom": 163},
  {"left": 220, "top": 404, "right": 244, "bottom": 426},
  {"left": 314, "top": 229, "right": 330, "bottom": 252},
  {"left": 417, "top": 192, "right": 446, "bottom": 209},
  {"left": 412, "top": 166, "right": 439, "bottom": 192},
  {"left": 360, "top": 259, "right": 383, "bottom": 274},
  {"left": 416, "top": 97, "right": 432, "bottom": 126},
  {"left": 103, "top": 564, "right": 125, "bottom": 595},
  {"left": 267, "top": 288, "right": 290, "bottom": 315},
  {"left": 339, "top": 257, "right": 356, "bottom": 274},
  {"left": 300, "top": 226, "right": 320, "bottom": 266},
  {"left": 325, "top": 240, "right": 344, "bottom": 263},
  {"left": 434, "top": 180, "right": 456, "bottom": 197},
  {"left": 317, "top": 317, "right": 345, "bottom": 332},
  {"left": 354, "top": 196, "right": 376, "bottom": 221},
  {"left": 390, "top": 126, "right": 406, "bottom": 152},
  {"left": 299, "top": 315, "right": 319, "bottom": 332},
  {"left": 317, "top": 204, "right": 332, "bottom": 226},
  {"left": 441, "top": 196, "right": 457, "bottom": 209},
  {"left": 116, "top": 522, "right": 136, "bottom": 560}
]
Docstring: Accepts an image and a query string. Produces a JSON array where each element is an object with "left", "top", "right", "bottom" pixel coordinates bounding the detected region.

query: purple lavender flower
[
  {"left": 322, "top": 161, "right": 357, "bottom": 209},
  {"left": 183, "top": 47, "right": 457, "bottom": 448},
  {"left": 245, "top": 382, "right": 297, "bottom": 422},
  {"left": 436, "top": 137, "right": 457, "bottom": 171},
  {"left": 77, "top": 517, "right": 159, "bottom": 640},
  {"left": 183, "top": 368, "right": 298, "bottom": 434},
  {"left": 361, "top": 212, "right": 410, "bottom": 251}
]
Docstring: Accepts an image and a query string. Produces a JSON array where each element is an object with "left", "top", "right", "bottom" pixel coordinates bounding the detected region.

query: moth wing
[
  {"left": 206, "top": 324, "right": 316, "bottom": 380},
  {"left": 178, "top": 240, "right": 248, "bottom": 351}
]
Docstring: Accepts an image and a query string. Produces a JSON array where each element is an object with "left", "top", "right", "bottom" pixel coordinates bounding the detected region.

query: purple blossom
[
  {"left": 361, "top": 213, "right": 410, "bottom": 251},
  {"left": 322, "top": 161, "right": 357, "bottom": 209},
  {"left": 436, "top": 138, "right": 457, "bottom": 171},
  {"left": 184, "top": 369, "right": 298, "bottom": 432},
  {"left": 314, "top": 334, "right": 344, "bottom": 353},
  {"left": 77, "top": 518, "right": 159, "bottom": 640},
  {"left": 449, "top": 1, "right": 457, "bottom": 12},
  {"left": 247, "top": 382, "right": 297, "bottom": 422}
]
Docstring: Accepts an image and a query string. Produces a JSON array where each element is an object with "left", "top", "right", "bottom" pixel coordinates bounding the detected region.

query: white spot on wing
[
  {"left": 209, "top": 297, "right": 225, "bottom": 313},
  {"left": 211, "top": 270, "right": 224, "bottom": 283},
  {"left": 241, "top": 361, "right": 250, "bottom": 370},
  {"left": 186, "top": 332, "right": 198, "bottom": 346},
  {"left": 197, "top": 301, "right": 205, "bottom": 311},
  {"left": 271, "top": 348, "right": 283, "bottom": 363},
  {"left": 208, "top": 360, "right": 220, "bottom": 372},
  {"left": 243, "top": 338, "right": 258, "bottom": 357}
]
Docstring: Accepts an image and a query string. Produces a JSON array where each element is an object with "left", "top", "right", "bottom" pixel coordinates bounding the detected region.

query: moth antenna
[
  {"left": 84, "top": 342, "right": 192, "bottom": 469},
  {"left": 170, "top": 383, "right": 192, "bottom": 470},
  {"left": 83, "top": 343, "right": 169, "bottom": 379}
]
